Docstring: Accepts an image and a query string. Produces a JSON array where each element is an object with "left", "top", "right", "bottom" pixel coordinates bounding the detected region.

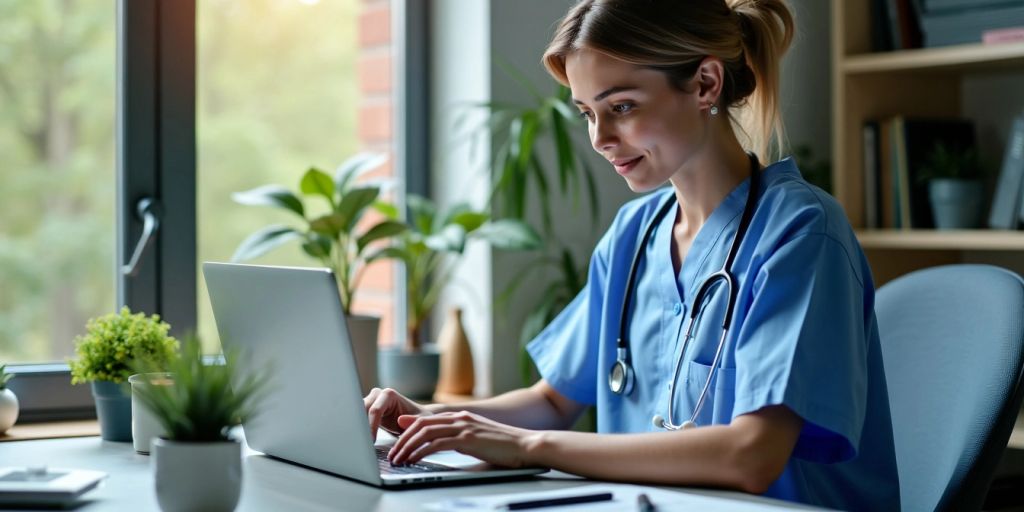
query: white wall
[{"left": 429, "top": 0, "right": 834, "bottom": 396}]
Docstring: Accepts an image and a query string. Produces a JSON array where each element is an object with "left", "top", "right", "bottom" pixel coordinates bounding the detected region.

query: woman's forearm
[
  {"left": 522, "top": 407, "right": 801, "bottom": 494},
  {"left": 426, "top": 383, "right": 581, "bottom": 431}
]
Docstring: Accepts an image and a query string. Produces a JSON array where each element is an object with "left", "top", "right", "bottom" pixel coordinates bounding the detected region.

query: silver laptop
[{"left": 202, "top": 262, "right": 546, "bottom": 487}]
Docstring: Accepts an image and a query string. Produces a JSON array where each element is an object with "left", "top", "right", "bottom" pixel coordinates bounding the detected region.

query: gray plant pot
[
  {"left": 347, "top": 315, "right": 380, "bottom": 395},
  {"left": 91, "top": 381, "right": 132, "bottom": 442},
  {"left": 929, "top": 178, "right": 983, "bottom": 230},
  {"left": 152, "top": 438, "right": 241, "bottom": 512},
  {"left": 378, "top": 346, "right": 440, "bottom": 399}
]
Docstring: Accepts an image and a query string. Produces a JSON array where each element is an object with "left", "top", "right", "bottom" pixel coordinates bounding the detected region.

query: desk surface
[{"left": 0, "top": 436, "right": 823, "bottom": 511}]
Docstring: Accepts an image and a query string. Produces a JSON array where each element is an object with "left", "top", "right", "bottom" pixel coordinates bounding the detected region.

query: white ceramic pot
[
  {"left": 0, "top": 388, "right": 19, "bottom": 433},
  {"left": 152, "top": 438, "right": 241, "bottom": 512},
  {"left": 128, "top": 373, "right": 172, "bottom": 455}
]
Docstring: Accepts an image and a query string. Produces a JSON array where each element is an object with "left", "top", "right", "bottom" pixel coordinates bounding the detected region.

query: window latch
[{"left": 121, "top": 197, "right": 162, "bottom": 276}]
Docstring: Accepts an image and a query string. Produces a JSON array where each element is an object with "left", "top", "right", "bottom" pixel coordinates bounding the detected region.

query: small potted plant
[
  {"left": 918, "top": 143, "right": 987, "bottom": 229},
  {"left": 69, "top": 307, "right": 179, "bottom": 441},
  {"left": 232, "top": 152, "right": 406, "bottom": 393},
  {"left": 133, "top": 336, "right": 267, "bottom": 512},
  {"left": 0, "top": 364, "right": 17, "bottom": 434},
  {"left": 371, "top": 195, "right": 540, "bottom": 398}
]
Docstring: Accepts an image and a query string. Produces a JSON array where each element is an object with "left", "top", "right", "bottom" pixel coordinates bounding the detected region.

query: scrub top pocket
[{"left": 684, "top": 360, "right": 736, "bottom": 426}]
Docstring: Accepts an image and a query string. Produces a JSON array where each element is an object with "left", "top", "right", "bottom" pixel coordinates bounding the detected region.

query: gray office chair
[{"left": 876, "top": 264, "right": 1024, "bottom": 512}]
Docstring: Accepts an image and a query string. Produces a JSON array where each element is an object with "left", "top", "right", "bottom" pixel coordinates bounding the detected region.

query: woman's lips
[{"left": 613, "top": 156, "right": 643, "bottom": 175}]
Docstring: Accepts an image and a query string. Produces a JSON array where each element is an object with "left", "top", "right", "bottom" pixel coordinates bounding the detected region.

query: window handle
[{"left": 121, "top": 197, "right": 162, "bottom": 276}]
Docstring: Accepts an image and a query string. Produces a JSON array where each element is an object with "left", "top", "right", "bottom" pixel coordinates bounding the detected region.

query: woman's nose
[{"left": 590, "top": 118, "right": 618, "bottom": 153}]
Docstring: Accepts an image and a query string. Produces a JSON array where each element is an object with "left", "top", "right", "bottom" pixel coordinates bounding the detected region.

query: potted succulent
[
  {"left": 132, "top": 336, "right": 267, "bottom": 512},
  {"left": 69, "top": 307, "right": 179, "bottom": 442},
  {"left": 0, "top": 364, "right": 17, "bottom": 434},
  {"left": 370, "top": 194, "right": 540, "bottom": 398},
  {"left": 232, "top": 152, "right": 407, "bottom": 393},
  {"left": 917, "top": 143, "right": 987, "bottom": 229}
]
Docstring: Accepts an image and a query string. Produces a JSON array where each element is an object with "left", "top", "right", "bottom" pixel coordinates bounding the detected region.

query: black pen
[
  {"left": 504, "top": 491, "right": 614, "bottom": 510},
  {"left": 637, "top": 493, "right": 657, "bottom": 512}
]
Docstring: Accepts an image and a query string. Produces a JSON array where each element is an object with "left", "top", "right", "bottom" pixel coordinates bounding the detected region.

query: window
[{"left": 3, "top": 0, "right": 425, "bottom": 421}]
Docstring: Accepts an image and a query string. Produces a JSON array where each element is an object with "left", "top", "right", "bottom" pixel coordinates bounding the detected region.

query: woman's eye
[
  {"left": 612, "top": 103, "right": 634, "bottom": 114},
  {"left": 578, "top": 110, "right": 594, "bottom": 121}
]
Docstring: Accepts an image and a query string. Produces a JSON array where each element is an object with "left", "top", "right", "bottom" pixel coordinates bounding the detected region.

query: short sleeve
[
  {"left": 733, "top": 232, "right": 869, "bottom": 464},
  {"left": 525, "top": 231, "right": 613, "bottom": 406}
]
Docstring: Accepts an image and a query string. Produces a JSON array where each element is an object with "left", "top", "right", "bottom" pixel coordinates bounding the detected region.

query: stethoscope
[{"left": 608, "top": 152, "right": 761, "bottom": 431}]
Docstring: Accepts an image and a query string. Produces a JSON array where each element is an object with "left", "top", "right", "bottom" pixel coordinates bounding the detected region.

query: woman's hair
[{"left": 543, "top": 0, "right": 795, "bottom": 159}]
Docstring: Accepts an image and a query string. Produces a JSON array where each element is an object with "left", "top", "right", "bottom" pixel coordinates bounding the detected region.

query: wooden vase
[{"left": 434, "top": 307, "right": 475, "bottom": 398}]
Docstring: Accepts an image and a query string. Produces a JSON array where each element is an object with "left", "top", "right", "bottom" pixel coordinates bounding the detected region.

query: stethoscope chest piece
[{"left": 609, "top": 348, "right": 633, "bottom": 395}]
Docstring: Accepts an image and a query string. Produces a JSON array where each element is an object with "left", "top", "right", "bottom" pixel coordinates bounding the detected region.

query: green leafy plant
[
  {"left": 792, "top": 144, "right": 833, "bottom": 194},
  {"left": 232, "top": 153, "right": 408, "bottom": 314},
  {"left": 0, "top": 364, "right": 12, "bottom": 390},
  {"left": 917, "top": 143, "right": 986, "bottom": 182},
  {"left": 69, "top": 307, "right": 179, "bottom": 384},
  {"left": 371, "top": 194, "right": 540, "bottom": 352},
  {"left": 132, "top": 336, "right": 268, "bottom": 443}
]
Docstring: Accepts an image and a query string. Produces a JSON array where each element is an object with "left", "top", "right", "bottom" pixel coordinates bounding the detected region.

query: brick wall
[{"left": 352, "top": 0, "right": 396, "bottom": 348}]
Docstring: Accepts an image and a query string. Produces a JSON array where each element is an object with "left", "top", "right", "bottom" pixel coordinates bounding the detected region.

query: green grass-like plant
[
  {"left": 132, "top": 336, "right": 268, "bottom": 443},
  {"left": 69, "top": 307, "right": 179, "bottom": 384},
  {"left": 0, "top": 364, "right": 13, "bottom": 390}
]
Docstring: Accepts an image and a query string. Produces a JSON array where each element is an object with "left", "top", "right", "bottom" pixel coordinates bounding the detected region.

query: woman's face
[{"left": 565, "top": 49, "right": 705, "bottom": 192}]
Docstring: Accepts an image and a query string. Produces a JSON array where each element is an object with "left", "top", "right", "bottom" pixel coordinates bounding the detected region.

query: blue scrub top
[{"left": 527, "top": 157, "right": 900, "bottom": 511}]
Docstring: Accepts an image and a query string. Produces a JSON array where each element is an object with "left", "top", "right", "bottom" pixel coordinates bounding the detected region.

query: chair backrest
[{"left": 876, "top": 264, "right": 1024, "bottom": 512}]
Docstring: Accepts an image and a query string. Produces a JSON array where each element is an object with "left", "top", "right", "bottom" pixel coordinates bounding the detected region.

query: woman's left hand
[{"left": 387, "top": 411, "right": 536, "bottom": 468}]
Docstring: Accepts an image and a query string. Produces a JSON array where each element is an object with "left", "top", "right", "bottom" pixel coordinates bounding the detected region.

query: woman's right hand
[{"left": 363, "top": 387, "right": 431, "bottom": 441}]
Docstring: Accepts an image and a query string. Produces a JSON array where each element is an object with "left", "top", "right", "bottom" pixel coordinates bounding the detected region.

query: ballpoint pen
[
  {"left": 637, "top": 493, "right": 657, "bottom": 512},
  {"left": 502, "top": 491, "right": 614, "bottom": 510}
]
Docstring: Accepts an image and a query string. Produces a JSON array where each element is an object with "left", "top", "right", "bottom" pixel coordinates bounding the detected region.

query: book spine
[
  {"left": 880, "top": 120, "right": 895, "bottom": 228},
  {"left": 864, "top": 122, "right": 880, "bottom": 229},
  {"left": 893, "top": 117, "right": 913, "bottom": 229},
  {"left": 886, "top": 0, "right": 906, "bottom": 49},
  {"left": 990, "top": 115, "right": 1024, "bottom": 229}
]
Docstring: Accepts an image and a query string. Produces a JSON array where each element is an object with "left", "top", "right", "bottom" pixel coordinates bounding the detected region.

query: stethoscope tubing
[{"left": 610, "top": 153, "right": 761, "bottom": 431}]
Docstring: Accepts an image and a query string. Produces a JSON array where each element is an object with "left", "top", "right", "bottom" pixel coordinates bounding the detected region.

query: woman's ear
[{"left": 695, "top": 56, "right": 725, "bottom": 112}]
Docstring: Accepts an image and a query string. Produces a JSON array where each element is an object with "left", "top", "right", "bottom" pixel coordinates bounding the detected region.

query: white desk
[{"left": 0, "top": 436, "right": 825, "bottom": 511}]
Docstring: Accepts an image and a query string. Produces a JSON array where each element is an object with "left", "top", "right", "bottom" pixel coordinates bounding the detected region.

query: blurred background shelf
[
  {"left": 843, "top": 41, "right": 1024, "bottom": 75},
  {"left": 856, "top": 230, "right": 1024, "bottom": 250}
]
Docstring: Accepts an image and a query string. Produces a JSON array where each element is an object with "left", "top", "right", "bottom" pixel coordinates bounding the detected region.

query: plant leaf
[
  {"left": 337, "top": 187, "right": 381, "bottom": 232},
  {"left": 309, "top": 212, "right": 345, "bottom": 239},
  {"left": 472, "top": 220, "right": 541, "bottom": 250},
  {"left": 334, "top": 153, "right": 388, "bottom": 195},
  {"left": 407, "top": 194, "right": 437, "bottom": 235},
  {"left": 364, "top": 246, "right": 410, "bottom": 266},
  {"left": 449, "top": 210, "right": 489, "bottom": 233},
  {"left": 356, "top": 220, "right": 408, "bottom": 253},
  {"left": 299, "top": 167, "right": 336, "bottom": 206},
  {"left": 232, "top": 185, "right": 305, "bottom": 218},
  {"left": 373, "top": 201, "right": 400, "bottom": 220},
  {"left": 301, "top": 233, "right": 332, "bottom": 259},
  {"left": 424, "top": 224, "right": 466, "bottom": 253},
  {"left": 231, "top": 225, "right": 302, "bottom": 262}
]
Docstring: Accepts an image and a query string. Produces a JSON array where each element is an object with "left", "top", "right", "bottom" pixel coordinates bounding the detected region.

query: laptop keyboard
[{"left": 376, "top": 446, "right": 454, "bottom": 475}]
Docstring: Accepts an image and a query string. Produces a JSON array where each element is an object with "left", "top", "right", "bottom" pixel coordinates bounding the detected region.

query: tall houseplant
[
  {"left": 69, "top": 307, "right": 179, "bottom": 441},
  {"left": 133, "top": 336, "right": 267, "bottom": 512},
  {"left": 372, "top": 194, "right": 540, "bottom": 398},
  {"left": 232, "top": 152, "right": 406, "bottom": 393}
]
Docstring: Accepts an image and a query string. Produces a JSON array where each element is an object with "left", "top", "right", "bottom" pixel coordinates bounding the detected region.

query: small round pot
[
  {"left": 0, "top": 388, "right": 19, "bottom": 433},
  {"left": 152, "top": 438, "right": 241, "bottom": 512},
  {"left": 129, "top": 373, "right": 172, "bottom": 454},
  {"left": 91, "top": 381, "right": 132, "bottom": 442},
  {"left": 929, "top": 178, "right": 983, "bottom": 229},
  {"left": 378, "top": 346, "right": 440, "bottom": 399}
]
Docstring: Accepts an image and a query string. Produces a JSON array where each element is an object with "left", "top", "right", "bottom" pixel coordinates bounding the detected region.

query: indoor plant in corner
[
  {"left": 371, "top": 194, "right": 540, "bottom": 398},
  {"left": 69, "top": 307, "right": 179, "bottom": 442},
  {"left": 917, "top": 143, "right": 988, "bottom": 229},
  {"left": 232, "top": 153, "right": 406, "bottom": 393},
  {"left": 133, "top": 336, "right": 266, "bottom": 512}
]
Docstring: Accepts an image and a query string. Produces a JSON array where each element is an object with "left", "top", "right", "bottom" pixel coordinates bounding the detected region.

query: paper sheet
[{"left": 425, "top": 483, "right": 804, "bottom": 511}]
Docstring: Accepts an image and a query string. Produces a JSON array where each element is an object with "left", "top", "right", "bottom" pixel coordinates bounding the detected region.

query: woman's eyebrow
[{"left": 572, "top": 86, "right": 639, "bottom": 105}]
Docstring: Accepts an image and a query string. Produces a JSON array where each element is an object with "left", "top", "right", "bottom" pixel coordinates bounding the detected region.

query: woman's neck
[{"left": 668, "top": 137, "right": 752, "bottom": 240}]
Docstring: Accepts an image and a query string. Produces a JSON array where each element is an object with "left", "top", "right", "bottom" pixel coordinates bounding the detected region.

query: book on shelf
[
  {"left": 918, "top": 3, "right": 1024, "bottom": 47},
  {"left": 884, "top": 0, "right": 924, "bottom": 50},
  {"left": 865, "top": 117, "right": 976, "bottom": 229},
  {"left": 989, "top": 114, "right": 1024, "bottom": 230}
]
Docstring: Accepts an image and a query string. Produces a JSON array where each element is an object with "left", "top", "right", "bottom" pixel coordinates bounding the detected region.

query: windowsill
[{"left": 0, "top": 420, "right": 100, "bottom": 442}]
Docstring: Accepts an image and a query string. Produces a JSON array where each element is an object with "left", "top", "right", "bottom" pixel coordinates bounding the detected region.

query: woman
[{"left": 364, "top": 1, "right": 900, "bottom": 509}]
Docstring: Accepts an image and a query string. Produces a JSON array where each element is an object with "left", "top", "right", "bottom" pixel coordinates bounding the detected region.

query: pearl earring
[{"left": 709, "top": 104, "right": 719, "bottom": 116}]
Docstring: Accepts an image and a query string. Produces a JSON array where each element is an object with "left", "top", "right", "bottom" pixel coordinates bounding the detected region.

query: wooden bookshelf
[{"left": 832, "top": 0, "right": 1024, "bottom": 284}]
